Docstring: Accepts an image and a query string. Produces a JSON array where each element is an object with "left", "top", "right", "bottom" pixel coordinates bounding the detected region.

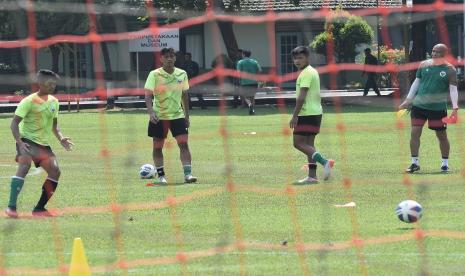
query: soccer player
[
  {"left": 290, "top": 46, "right": 334, "bottom": 183},
  {"left": 144, "top": 47, "right": 197, "bottom": 184},
  {"left": 5, "top": 69, "right": 74, "bottom": 218},
  {"left": 236, "top": 50, "right": 261, "bottom": 115},
  {"left": 399, "top": 43, "right": 458, "bottom": 173}
]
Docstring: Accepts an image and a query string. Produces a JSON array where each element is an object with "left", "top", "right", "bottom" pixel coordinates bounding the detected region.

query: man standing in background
[
  {"left": 237, "top": 50, "right": 261, "bottom": 115},
  {"left": 181, "top": 52, "right": 207, "bottom": 109},
  {"left": 362, "top": 48, "right": 381, "bottom": 96}
]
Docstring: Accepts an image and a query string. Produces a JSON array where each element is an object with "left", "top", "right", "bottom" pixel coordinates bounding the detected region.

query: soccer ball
[
  {"left": 396, "top": 200, "right": 423, "bottom": 223},
  {"left": 139, "top": 164, "right": 156, "bottom": 179}
]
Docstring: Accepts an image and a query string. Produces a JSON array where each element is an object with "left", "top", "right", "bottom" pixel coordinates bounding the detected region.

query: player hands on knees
[
  {"left": 5, "top": 69, "right": 74, "bottom": 218},
  {"left": 144, "top": 48, "right": 197, "bottom": 184},
  {"left": 399, "top": 44, "right": 458, "bottom": 174},
  {"left": 290, "top": 46, "right": 334, "bottom": 183}
]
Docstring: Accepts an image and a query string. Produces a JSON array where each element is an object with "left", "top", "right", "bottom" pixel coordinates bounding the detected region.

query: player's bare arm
[
  {"left": 10, "top": 115, "right": 30, "bottom": 153},
  {"left": 290, "top": 88, "right": 308, "bottom": 129},
  {"left": 53, "top": 118, "right": 74, "bottom": 151},
  {"left": 182, "top": 90, "right": 190, "bottom": 128},
  {"left": 145, "top": 88, "right": 158, "bottom": 124},
  {"left": 399, "top": 78, "right": 420, "bottom": 110},
  {"left": 448, "top": 65, "right": 459, "bottom": 117}
]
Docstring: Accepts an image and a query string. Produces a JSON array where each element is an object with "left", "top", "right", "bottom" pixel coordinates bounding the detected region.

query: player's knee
[
  {"left": 435, "top": 129, "right": 446, "bottom": 136},
  {"left": 54, "top": 167, "right": 61, "bottom": 179},
  {"left": 435, "top": 130, "right": 448, "bottom": 140},
  {"left": 177, "top": 141, "right": 189, "bottom": 150},
  {"left": 18, "top": 162, "right": 31, "bottom": 172},
  {"left": 153, "top": 140, "right": 165, "bottom": 149},
  {"left": 293, "top": 141, "right": 302, "bottom": 150},
  {"left": 411, "top": 129, "right": 422, "bottom": 138},
  {"left": 175, "top": 135, "right": 188, "bottom": 145}
]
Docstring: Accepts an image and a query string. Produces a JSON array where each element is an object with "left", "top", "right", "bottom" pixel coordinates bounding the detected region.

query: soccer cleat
[
  {"left": 249, "top": 104, "right": 255, "bottom": 115},
  {"left": 297, "top": 176, "right": 319, "bottom": 184},
  {"left": 323, "top": 159, "right": 335, "bottom": 181},
  {"left": 249, "top": 105, "right": 255, "bottom": 115},
  {"left": 405, "top": 163, "right": 420, "bottom": 173},
  {"left": 155, "top": 176, "right": 168, "bottom": 184},
  {"left": 5, "top": 207, "right": 18, "bottom": 218},
  {"left": 32, "top": 207, "right": 55, "bottom": 217},
  {"left": 441, "top": 165, "right": 450, "bottom": 173},
  {"left": 184, "top": 174, "right": 198, "bottom": 183}
]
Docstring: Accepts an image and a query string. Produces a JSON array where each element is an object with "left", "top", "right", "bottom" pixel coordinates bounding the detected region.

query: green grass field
[{"left": 1, "top": 105, "right": 465, "bottom": 275}]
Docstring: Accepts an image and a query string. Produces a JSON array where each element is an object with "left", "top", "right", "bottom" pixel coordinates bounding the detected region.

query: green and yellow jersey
[
  {"left": 296, "top": 65, "right": 322, "bottom": 116},
  {"left": 15, "top": 92, "right": 59, "bottom": 146},
  {"left": 413, "top": 60, "right": 456, "bottom": 111},
  {"left": 144, "top": 67, "right": 189, "bottom": 120}
]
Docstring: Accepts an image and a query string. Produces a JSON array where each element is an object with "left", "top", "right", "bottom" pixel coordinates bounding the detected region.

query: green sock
[
  {"left": 312, "top": 152, "right": 328, "bottom": 166},
  {"left": 8, "top": 177, "right": 24, "bottom": 208},
  {"left": 183, "top": 165, "right": 192, "bottom": 176}
]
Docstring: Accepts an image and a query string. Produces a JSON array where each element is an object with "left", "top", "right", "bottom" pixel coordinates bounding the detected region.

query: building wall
[
  {"left": 204, "top": 22, "right": 272, "bottom": 68},
  {"left": 107, "top": 42, "right": 131, "bottom": 72},
  {"left": 31, "top": 13, "right": 465, "bottom": 91},
  {"left": 37, "top": 50, "right": 53, "bottom": 71},
  {"left": 204, "top": 16, "right": 379, "bottom": 68}
]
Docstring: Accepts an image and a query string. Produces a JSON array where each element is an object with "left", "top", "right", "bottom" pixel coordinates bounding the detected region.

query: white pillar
[{"left": 136, "top": 52, "right": 140, "bottom": 89}]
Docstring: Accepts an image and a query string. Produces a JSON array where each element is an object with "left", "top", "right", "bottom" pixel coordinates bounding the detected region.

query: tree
[
  {"left": 311, "top": 8, "right": 374, "bottom": 63},
  {"left": 152, "top": 0, "right": 241, "bottom": 63},
  {"left": 33, "top": 0, "right": 88, "bottom": 73},
  {"left": 94, "top": 0, "right": 147, "bottom": 78},
  {"left": 0, "top": 5, "right": 28, "bottom": 73},
  {"left": 212, "top": 0, "right": 241, "bottom": 62},
  {"left": 408, "top": 0, "right": 428, "bottom": 82}
]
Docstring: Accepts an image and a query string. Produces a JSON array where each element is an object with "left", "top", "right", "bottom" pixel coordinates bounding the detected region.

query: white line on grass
[{"left": 0, "top": 167, "right": 43, "bottom": 178}]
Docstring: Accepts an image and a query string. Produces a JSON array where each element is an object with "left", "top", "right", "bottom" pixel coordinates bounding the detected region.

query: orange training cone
[{"left": 69, "top": 238, "right": 91, "bottom": 276}]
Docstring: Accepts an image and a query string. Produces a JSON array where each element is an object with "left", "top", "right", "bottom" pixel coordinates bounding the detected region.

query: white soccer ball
[
  {"left": 396, "top": 200, "right": 423, "bottom": 223},
  {"left": 139, "top": 164, "right": 156, "bottom": 179}
]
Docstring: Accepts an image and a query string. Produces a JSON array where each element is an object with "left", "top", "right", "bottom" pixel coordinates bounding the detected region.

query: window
[{"left": 277, "top": 33, "right": 302, "bottom": 87}]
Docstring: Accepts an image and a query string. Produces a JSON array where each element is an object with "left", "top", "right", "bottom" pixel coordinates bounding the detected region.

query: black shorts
[
  {"left": 411, "top": 106, "right": 447, "bottom": 131},
  {"left": 148, "top": 118, "right": 188, "bottom": 139},
  {"left": 15, "top": 138, "right": 55, "bottom": 168},
  {"left": 293, "top": 115, "right": 322, "bottom": 136}
]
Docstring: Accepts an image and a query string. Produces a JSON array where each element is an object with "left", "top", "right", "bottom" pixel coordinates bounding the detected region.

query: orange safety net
[{"left": 0, "top": 0, "right": 464, "bottom": 275}]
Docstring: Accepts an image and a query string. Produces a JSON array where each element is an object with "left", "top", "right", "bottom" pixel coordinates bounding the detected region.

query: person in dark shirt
[
  {"left": 362, "top": 48, "right": 381, "bottom": 96},
  {"left": 181, "top": 53, "right": 206, "bottom": 109}
]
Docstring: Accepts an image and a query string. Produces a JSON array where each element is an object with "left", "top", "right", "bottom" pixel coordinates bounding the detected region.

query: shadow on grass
[
  {"left": 145, "top": 182, "right": 191, "bottom": 187},
  {"left": 412, "top": 172, "right": 450, "bottom": 175},
  {"left": 396, "top": 227, "right": 416, "bottom": 231},
  {"left": 79, "top": 104, "right": 400, "bottom": 118},
  {"left": 292, "top": 182, "right": 319, "bottom": 186}
]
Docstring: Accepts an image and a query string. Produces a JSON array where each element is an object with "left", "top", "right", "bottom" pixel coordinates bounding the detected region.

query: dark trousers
[{"left": 363, "top": 75, "right": 380, "bottom": 96}]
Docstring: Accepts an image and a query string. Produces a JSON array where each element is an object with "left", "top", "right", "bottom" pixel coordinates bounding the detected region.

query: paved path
[{"left": 0, "top": 88, "right": 397, "bottom": 113}]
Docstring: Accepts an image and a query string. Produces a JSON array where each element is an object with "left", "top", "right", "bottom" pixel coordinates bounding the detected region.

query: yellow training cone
[
  {"left": 396, "top": 109, "right": 407, "bottom": 119},
  {"left": 69, "top": 238, "right": 91, "bottom": 276}
]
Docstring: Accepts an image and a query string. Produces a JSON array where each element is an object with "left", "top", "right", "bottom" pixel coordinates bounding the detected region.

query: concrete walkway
[{"left": 0, "top": 88, "right": 397, "bottom": 113}]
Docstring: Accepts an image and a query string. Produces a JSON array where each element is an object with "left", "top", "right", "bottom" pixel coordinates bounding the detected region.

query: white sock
[
  {"left": 441, "top": 159, "right": 448, "bottom": 167},
  {"left": 411, "top": 157, "right": 419, "bottom": 165}
]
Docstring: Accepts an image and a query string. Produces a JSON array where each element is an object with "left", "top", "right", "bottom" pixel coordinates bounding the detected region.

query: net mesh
[{"left": 0, "top": 0, "right": 464, "bottom": 275}]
